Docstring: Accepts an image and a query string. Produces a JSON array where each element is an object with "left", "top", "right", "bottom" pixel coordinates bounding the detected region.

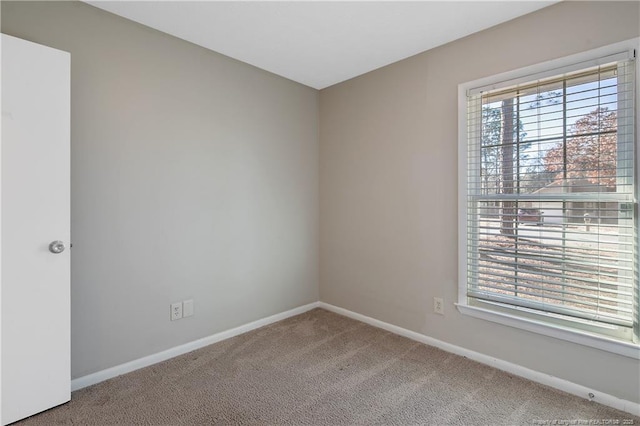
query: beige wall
[
  {"left": 1, "top": 1, "right": 319, "bottom": 379},
  {"left": 320, "top": 1, "right": 640, "bottom": 402}
]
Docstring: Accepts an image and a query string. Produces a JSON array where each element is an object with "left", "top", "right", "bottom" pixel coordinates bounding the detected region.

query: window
[{"left": 458, "top": 41, "right": 639, "bottom": 356}]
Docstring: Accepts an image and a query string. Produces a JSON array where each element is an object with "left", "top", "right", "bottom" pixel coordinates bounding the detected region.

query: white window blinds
[{"left": 465, "top": 57, "right": 637, "bottom": 331}]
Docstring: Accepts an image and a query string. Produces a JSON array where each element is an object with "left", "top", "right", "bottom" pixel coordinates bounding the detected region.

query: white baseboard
[
  {"left": 71, "top": 302, "right": 320, "bottom": 392},
  {"left": 318, "top": 302, "right": 640, "bottom": 417}
]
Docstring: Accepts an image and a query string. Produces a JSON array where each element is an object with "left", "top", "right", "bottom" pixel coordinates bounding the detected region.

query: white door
[{"left": 1, "top": 34, "right": 70, "bottom": 425}]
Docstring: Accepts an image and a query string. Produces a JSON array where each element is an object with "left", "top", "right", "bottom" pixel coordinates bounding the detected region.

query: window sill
[{"left": 456, "top": 303, "right": 640, "bottom": 359}]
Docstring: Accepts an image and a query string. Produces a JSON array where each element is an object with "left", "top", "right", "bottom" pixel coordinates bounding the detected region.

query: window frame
[{"left": 457, "top": 38, "right": 640, "bottom": 359}]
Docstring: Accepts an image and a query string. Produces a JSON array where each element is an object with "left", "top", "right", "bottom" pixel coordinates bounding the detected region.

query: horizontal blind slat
[{"left": 468, "top": 290, "right": 634, "bottom": 327}]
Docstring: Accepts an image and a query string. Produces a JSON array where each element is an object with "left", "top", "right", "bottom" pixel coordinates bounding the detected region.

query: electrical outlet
[
  {"left": 434, "top": 297, "right": 444, "bottom": 315},
  {"left": 183, "top": 299, "right": 194, "bottom": 318},
  {"left": 171, "top": 302, "right": 183, "bottom": 321}
]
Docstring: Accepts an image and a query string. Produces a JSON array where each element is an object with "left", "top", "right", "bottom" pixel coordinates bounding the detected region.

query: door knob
[{"left": 49, "top": 240, "right": 65, "bottom": 254}]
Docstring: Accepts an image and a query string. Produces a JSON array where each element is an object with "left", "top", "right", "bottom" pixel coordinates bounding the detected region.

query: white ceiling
[{"left": 86, "top": 1, "right": 557, "bottom": 89}]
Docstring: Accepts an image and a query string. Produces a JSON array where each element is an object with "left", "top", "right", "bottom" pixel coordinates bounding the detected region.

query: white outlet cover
[
  {"left": 171, "top": 302, "right": 183, "bottom": 321},
  {"left": 434, "top": 297, "right": 444, "bottom": 315},
  {"left": 183, "top": 299, "right": 194, "bottom": 318}
]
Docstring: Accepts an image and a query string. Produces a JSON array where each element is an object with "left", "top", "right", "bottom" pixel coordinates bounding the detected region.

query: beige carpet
[{"left": 17, "top": 308, "right": 639, "bottom": 425}]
